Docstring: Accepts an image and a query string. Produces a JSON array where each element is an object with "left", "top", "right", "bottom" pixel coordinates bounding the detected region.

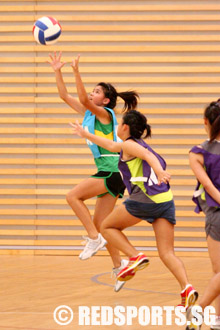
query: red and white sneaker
[
  {"left": 117, "top": 253, "right": 149, "bottom": 282},
  {"left": 179, "top": 284, "right": 198, "bottom": 310}
]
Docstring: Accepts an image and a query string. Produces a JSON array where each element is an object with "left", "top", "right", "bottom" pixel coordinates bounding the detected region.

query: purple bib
[
  {"left": 118, "top": 138, "right": 170, "bottom": 196},
  {"left": 190, "top": 144, "right": 220, "bottom": 213}
]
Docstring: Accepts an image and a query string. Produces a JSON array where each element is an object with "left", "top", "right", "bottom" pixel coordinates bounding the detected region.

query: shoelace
[
  {"left": 81, "top": 236, "right": 99, "bottom": 250},
  {"left": 81, "top": 235, "right": 88, "bottom": 245},
  {"left": 126, "top": 255, "right": 141, "bottom": 268},
  {"left": 127, "top": 259, "right": 135, "bottom": 267},
  {"left": 112, "top": 261, "right": 128, "bottom": 278}
]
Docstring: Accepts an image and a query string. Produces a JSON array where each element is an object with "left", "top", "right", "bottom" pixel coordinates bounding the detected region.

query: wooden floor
[{"left": 0, "top": 255, "right": 214, "bottom": 330}]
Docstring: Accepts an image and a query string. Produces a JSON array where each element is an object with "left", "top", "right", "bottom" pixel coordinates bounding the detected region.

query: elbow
[
  {"left": 60, "top": 93, "right": 68, "bottom": 102},
  {"left": 79, "top": 97, "right": 90, "bottom": 107}
]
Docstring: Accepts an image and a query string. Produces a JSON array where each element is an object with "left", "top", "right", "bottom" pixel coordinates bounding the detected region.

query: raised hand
[
  {"left": 69, "top": 120, "right": 86, "bottom": 138},
  {"left": 71, "top": 54, "right": 80, "bottom": 72},
  {"left": 47, "top": 51, "right": 66, "bottom": 71}
]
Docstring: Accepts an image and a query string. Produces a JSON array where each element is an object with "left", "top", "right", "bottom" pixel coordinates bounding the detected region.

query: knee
[
  {"left": 100, "top": 221, "right": 108, "bottom": 237},
  {"left": 66, "top": 190, "right": 72, "bottom": 205},
  {"left": 158, "top": 249, "right": 174, "bottom": 263},
  {"left": 215, "top": 272, "right": 220, "bottom": 286},
  {"left": 66, "top": 190, "right": 78, "bottom": 205},
  {"left": 158, "top": 251, "right": 167, "bottom": 263},
  {"left": 100, "top": 222, "right": 105, "bottom": 235},
  {"left": 211, "top": 263, "right": 220, "bottom": 274}
]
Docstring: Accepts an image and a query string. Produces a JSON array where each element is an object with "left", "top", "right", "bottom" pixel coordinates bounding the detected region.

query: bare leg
[
  {"left": 101, "top": 206, "right": 191, "bottom": 291},
  {"left": 152, "top": 218, "right": 189, "bottom": 290},
  {"left": 101, "top": 204, "right": 142, "bottom": 257},
  {"left": 199, "top": 273, "right": 220, "bottom": 309},
  {"left": 207, "top": 235, "right": 220, "bottom": 315},
  {"left": 66, "top": 178, "right": 108, "bottom": 239},
  {"left": 93, "top": 194, "right": 121, "bottom": 268}
]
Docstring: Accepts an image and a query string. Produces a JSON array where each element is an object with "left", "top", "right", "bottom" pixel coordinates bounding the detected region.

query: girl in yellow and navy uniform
[
  {"left": 118, "top": 136, "right": 174, "bottom": 223},
  {"left": 72, "top": 109, "right": 198, "bottom": 307}
]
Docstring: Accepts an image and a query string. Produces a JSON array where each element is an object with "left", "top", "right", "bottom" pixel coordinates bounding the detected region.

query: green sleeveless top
[{"left": 94, "top": 118, "right": 119, "bottom": 172}]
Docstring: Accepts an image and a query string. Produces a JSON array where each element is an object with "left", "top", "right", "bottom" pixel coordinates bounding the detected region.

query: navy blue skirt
[{"left": 123, "top": 199, "right": 176, "bottom": 225}]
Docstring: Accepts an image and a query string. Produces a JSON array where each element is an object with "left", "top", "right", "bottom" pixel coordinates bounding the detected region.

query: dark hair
[
  {"left": 122, "top": 110, "right": 151, "bottom": 139},
  {"left": 97, "top": 82, "right": 139, "bottom": 112},
  {"left": 204, "top": 100, "right": 220, "bottom": 142}
]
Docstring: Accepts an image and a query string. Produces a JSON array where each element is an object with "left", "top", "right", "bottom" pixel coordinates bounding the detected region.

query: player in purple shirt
[
  {"left": 72, "top": 109, "right": 198, "bottom": 308},
  {"left": 187, "top": 100, "right": 220, "bottom": 330}
]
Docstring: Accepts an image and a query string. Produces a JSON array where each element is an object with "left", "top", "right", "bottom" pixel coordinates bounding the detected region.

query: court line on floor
[{"left": 91, "top": 272, "right": 178, "bottom": 296}]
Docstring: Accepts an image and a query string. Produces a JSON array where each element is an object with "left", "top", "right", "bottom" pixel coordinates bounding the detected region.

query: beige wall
[{"left": 1, "top": 0, "right": 219, "bottom": 255}]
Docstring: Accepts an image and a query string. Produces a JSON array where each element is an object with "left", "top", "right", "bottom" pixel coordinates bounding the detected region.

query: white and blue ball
[{"left": 33, "top": 16, "right": 62, "bottom": 45}]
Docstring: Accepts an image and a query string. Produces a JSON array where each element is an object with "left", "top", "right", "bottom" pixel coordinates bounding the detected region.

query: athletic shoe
[
  {"left": 185, "top": 305, "right": 203, "bottom": 330},
  {"left": 112, "top": 259, "right": 129, "bottom": 292},
  {"left": 79, "top": 233, "right": 107, "bottom": 260},
  {"left": 211, "top": 317, "right": 220, "bottom": 330},
  {"left": 179, "top": 284, "right": 199, "bottom": 310},
  {"left": 117, "top": 253, "right": 149, "bottom": 282}
]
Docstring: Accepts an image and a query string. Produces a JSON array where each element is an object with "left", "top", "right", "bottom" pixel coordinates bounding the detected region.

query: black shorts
[{"left": 91, "top": 171, "right": 125, "bottom": 198}]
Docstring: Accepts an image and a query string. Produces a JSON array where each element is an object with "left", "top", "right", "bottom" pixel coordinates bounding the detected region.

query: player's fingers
[
  {"left": 48, "top": 53, "right": 54, "bottom": 61},
  {"left": 58, "top": 51, "right": 62, "bottom": 61}
]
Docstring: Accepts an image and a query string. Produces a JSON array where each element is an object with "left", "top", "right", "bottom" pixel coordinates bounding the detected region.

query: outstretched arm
[
  {"left": 71, "top": 55, "right": 111, "bottom": 123},
  {"left": 70, "top": 122, "right": 170, "bottom": 184},
  {"left": 47, "top": 51, "right": 86, "bottom": 114},
  {"left": 70, "top": 121, "right": 122, "bottom": 153},
  {"left": 189, "top": 151, "right": 220, "bottom": 204},
  {"left": 122, "top": 140, "right": 171, "bottom": 184}
]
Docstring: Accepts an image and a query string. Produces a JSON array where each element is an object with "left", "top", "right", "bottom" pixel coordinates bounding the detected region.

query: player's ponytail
[
  {"left": 144, "top": 122, "right": 152, "bottom": 139},
  {"left": 122, "top": 110, "right": 151, "bottom": 139},
  {"left": 97, "top": 82, "right": 139, "bottom": 111},
  {"left": 117, "top": 91, "right": 139, "bottom": 112},
  {"left": 210, "top": 115, "right": 220, "bottom": 142},
  {"left": 204, "top": 100, "right": 220, "bottom": 142}
]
